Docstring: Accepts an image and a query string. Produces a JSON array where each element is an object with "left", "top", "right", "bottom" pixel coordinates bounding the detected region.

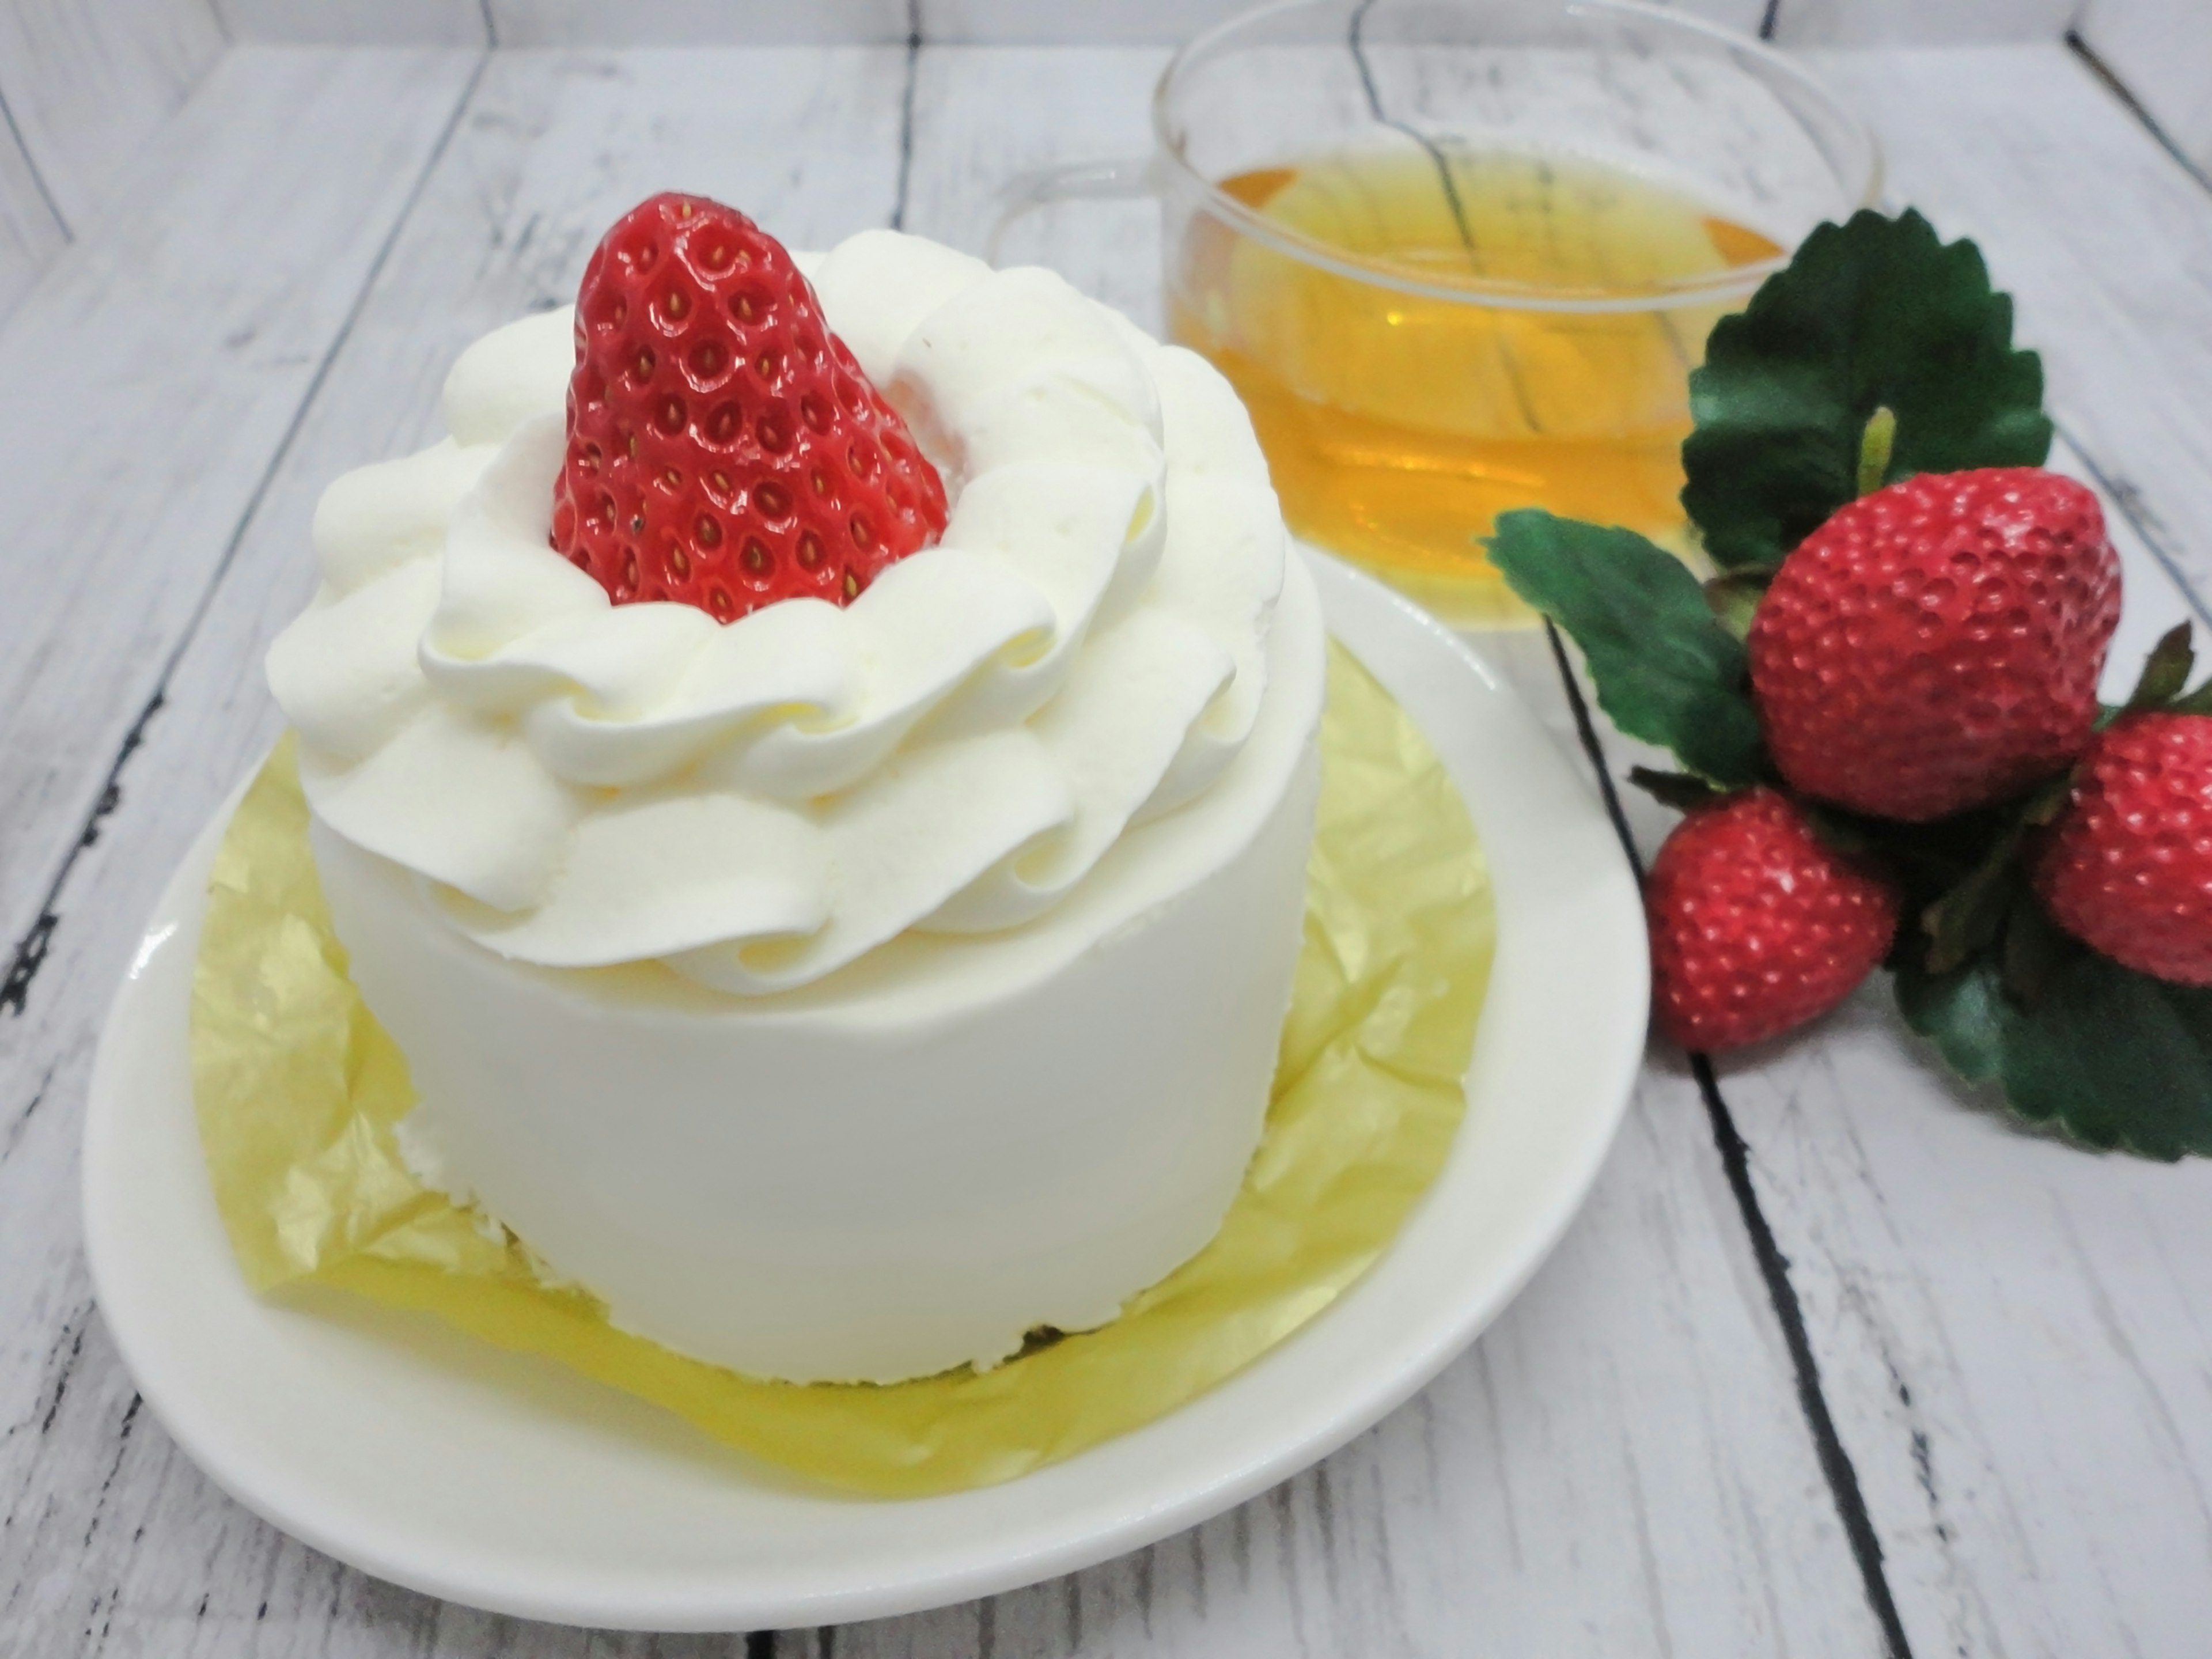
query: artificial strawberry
[
  {"left": 1647, "top": 788, "right": 1902, "bottom": 1051},
  {"left": 1747, "top": 468, "right": 2120, "bottom": 822},
  {"left": 2031, "top": 712, "right": 2212, "bottom": 986},
  {"left": 550, "top": 192, "right": 948, "bottom": 621}
]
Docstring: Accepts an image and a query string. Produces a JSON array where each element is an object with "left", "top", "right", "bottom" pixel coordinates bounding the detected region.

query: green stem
[{"left": 1857, "top": 405, "right": 1897, "bottom": 496}]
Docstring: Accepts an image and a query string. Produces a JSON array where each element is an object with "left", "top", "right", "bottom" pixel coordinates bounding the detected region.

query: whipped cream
[{"left": 269, "top": 230, "right": 1289, "bottom": 994}]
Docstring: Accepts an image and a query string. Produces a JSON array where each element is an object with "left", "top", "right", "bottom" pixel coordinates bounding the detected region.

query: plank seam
[
  {"left": 1688, "top": 1054, "right": 1915, "bottom": 1659},
  {"left": 891, "top": 0, "right": 922, "bottom": 231},
  {"left": 0, "top": 51, "right": 493, "bottom": 1024},
  {"left": 2065, "top": 30, "right": 2212, "bottom": 199},
  {"left": 2, "top": 1060, "right": 58, "bottom": 1162},
  {"left": 1542, "top": 624, "right": 1917, "bottom": 1659},
  {"left": 0, "top": 78, "right": 72, "bottom": 243},
  {"left": 1544, "top": 621, "right": 1646, "bottom": 882}
]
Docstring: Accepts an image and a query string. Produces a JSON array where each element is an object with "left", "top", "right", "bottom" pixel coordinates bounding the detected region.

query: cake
[{"left": 264, "top": 198, "right": 1324, "bottom": 1385}]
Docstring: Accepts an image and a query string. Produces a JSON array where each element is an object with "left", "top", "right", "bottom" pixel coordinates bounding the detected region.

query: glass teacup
[{"left": 993, "top": 0, "right": 1881, "bottom": 626}]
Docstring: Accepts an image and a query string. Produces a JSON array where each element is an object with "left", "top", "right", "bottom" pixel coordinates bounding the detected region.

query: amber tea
[{"left": 1167, "top": 146, "right": 1781, "bottom": 624}]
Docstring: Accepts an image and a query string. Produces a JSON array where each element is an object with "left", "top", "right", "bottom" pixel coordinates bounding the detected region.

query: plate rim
[{"left": 82, "top": 549, "right": 1648, "bottom": 1631}]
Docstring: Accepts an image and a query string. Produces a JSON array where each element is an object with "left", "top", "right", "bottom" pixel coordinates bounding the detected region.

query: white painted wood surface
[
  {"left": 1654, "top": 46, "right": 2212, "bottom": 1659},
  {"left": 0, "top": 45, "right": 483, "bottom": 1008},
  {"left": 203, "top": 0, "right": 2093, "bottom": 46},
  {"left": 2079, "top": 0, "right": 2212, "bottom": 177},
  {"left": 0, "top": 0, "right": 225, "bottom": 319},
  {"left": 0, "top": 0, "right": 224, "bottom": 226},
  {"left": 0, "top": 25, "right": 2209, "bottom": 1659}
]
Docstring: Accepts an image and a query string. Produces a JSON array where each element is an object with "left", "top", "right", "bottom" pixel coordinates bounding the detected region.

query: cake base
[
  {"left": 313, "top": 564, "right": 1326, "bottom": 1384},
  {"left": 186, "top": 614, "right": 1498, "bottom": 1494}
]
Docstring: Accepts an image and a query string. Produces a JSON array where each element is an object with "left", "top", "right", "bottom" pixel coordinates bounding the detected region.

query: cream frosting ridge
[{"left": 267, "top": 230, "right": 1289, "bottom": 994}]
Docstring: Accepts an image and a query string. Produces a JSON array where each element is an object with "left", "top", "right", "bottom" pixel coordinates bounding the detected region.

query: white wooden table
[{"left": 4, "top": 24, "right": 2212, "bottom": 1659}]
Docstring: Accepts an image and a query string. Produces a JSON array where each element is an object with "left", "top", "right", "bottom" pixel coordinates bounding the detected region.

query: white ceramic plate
[{"left": 82, "top": 551, "right": 1646, "bottom": 1632}]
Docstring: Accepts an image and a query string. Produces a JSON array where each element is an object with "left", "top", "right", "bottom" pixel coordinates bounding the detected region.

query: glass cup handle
[{"left": 985, "top": 156, "right": 1159, "bottom": 266}]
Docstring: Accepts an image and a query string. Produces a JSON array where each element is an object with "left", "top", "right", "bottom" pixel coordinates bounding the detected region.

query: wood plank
[
  {"left": 830, "top": 1063, "right": 1893, "bottom": 1657},
  {"left": 811, "top": 42, "right": 1895, "bottom": 1657},
  {"left": 221, "top": 0, "right": 2099, "bottom": 50},
  {"left": 0, "top": 0, "right": 225, "bottom": 228},
  {"left": 0, "top": 98, "right": 66, "bottom": 321},
  {"left": 215, "top": 0, "right": 490, "bottom": 47},
  {"left": 1570, "top": 47, "right": 2212, "bottom": 1658},
  {"left": 0, "top": 45, "right": 481, "bottom": 997},
  {"left": 488, "top": 0, "right": 907, "bottom": 47},
  {"left": 1669, "top": 539, "right": 2212, "bottom": 1639},
  {"left": 948, "top": 39, "right": 2212, "bottom": 1659},
  {"left": 921, "top": 0, "right": 1774, "bottom": 54},
  {"left": 12, "top": 32, "right": 2195, "bottom": 1659},
  {"left": 0, "top": 43, "right": 908, "bottom": 1658},
  {"left": 1806, "top": 46, "right": 2212, "bottom": 606},
  {"left": 2079, "top": 0, "right": 2212, "bottom": 177},
  {"left": 1774, "top": 0, "right": 2080, "bottom": 46}
]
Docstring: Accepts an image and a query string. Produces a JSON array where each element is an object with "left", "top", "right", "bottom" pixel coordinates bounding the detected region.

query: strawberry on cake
[{"left": 265, "top": 195, "right": 1325, "bottom": 1385}]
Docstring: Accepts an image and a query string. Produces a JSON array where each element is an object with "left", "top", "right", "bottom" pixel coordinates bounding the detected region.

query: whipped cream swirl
[{"left": 267, "top": 230, "right": 1290, "bottom": 994}]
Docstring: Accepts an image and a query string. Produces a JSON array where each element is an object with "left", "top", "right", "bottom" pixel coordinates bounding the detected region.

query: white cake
[{"left": 266, "top": 229, "right": 1325, "bottom": 1385}]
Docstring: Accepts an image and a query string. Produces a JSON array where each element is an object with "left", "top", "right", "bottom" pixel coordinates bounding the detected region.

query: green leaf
[
  {"left": 1896, "top": 936, "right": 2212, "bottom": 1159},
  {"left": 1628, "top": 766, "right": 1725, "bottom": 813},
  {"left": 1894, "top": 949, "right": 2008, "bottom": 1084},
  {"left": 1919, "top": 827, "right": 2023, "bottom": 975},
  {"left": 1683, "top": 209, "right": 2053, "bottom": 570},
  {"left": 1797, "top": 803, "right": 1878, "bottom": 859},
  {"left": 1999, "top": 891, "right": 2071, "bottom": 1007},
  {"left": 2021, "top": 772, "right": 2073, "bottom": 828},
  {"left": 2125, "top": 622, "right": 2195, "bottom": 711},
  {"left": 1702, "top": 570, "right": 1769, "bottom": 640},
  {"left": 1486, "top": 509, "right": 1766, "bottom": 786}
]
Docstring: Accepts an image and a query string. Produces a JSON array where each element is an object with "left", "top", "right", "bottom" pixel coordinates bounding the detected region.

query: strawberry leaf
[
  {"left": 1486, "top": 510, "right": 1766, "bottom": 787},
  {"left": 1683, "top": 209, "right": 2053, "bottom": 571},
  {"left": 1896, "top": 937, "right": 2212, "bottom": 1160},
  {"left": 1702, "top": 570, "right": 1768, "bottom": 641},
  {"left": 2124, "top": 622, "right": 2194, "bottom": 711},
  {"left": 1894, "top": 949, "right": 2007, "bottom": 1084},
  {"left": 1628, "top": 767, "right": 1725, "bottom": 813},
  {"left": 1919, "top": 828, "right": 2023, "bottom": 975}
]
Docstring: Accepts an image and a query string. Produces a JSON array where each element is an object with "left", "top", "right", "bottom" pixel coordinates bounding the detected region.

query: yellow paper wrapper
[{"left": 191, "top": 645, "right": 1493, "bottom": 1496}]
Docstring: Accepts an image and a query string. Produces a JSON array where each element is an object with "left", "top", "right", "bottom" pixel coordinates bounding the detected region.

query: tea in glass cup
[
  {"left": 1172, "top": 146, "right": 1783, "bottom": 615},
  {"left": 994, "top": 0, "right": 1879, "bottom": 626}
]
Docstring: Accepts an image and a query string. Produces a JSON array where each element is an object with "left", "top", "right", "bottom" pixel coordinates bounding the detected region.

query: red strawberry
[
  {"left": 1747, "top": 468, "right": 2120, "bottom": 822},
  {"left": 550, "top": 193, "right": 948, "bottom": 621},
  {"left": 1646, "top": 788, "right": 1902, "bottom": 1050},
  {"left": 2031, "top": 712, "right": 2212, "bottom": 984}
]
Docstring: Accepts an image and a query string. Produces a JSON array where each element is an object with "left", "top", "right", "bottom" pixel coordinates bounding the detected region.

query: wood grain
[
  {"left": 213, "top": 0, "right": 490, "bottom": 47},
  {"left": 2077, "top": 0, "right": 2212, "bottom": 177},
  {"left": 0, "top": 93, "right": 65, "bottom": 321},
  {"left": 0, "top": 0, "right": 225, "bottom": 325},
  {"left": 1647, "top": 44, "right": 2212, "bottom": 1659},
  {"left": 2, "top": 25, "right": 2210, "bottom": 1659},
  {"left": 0, "top": 41, "right": 909, "bottom": 1659},
  {"left": 0, "top": 46, "right": 489, "bottom": 1003},
  {"left": 0, "top": 0, "right": 224, "bottom": 226},
  {"left": 165, "top": 0, "right": 2095, "bottom": 48},
  {"left": 487, "top": 0, "right": 909, "bottom": 47},
  {"left": 1772, "top": 0, "right": 2082, "bottom": 46},
  {"left": 827, "top": 41, "right": 1893, "bottom": 1656}
]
